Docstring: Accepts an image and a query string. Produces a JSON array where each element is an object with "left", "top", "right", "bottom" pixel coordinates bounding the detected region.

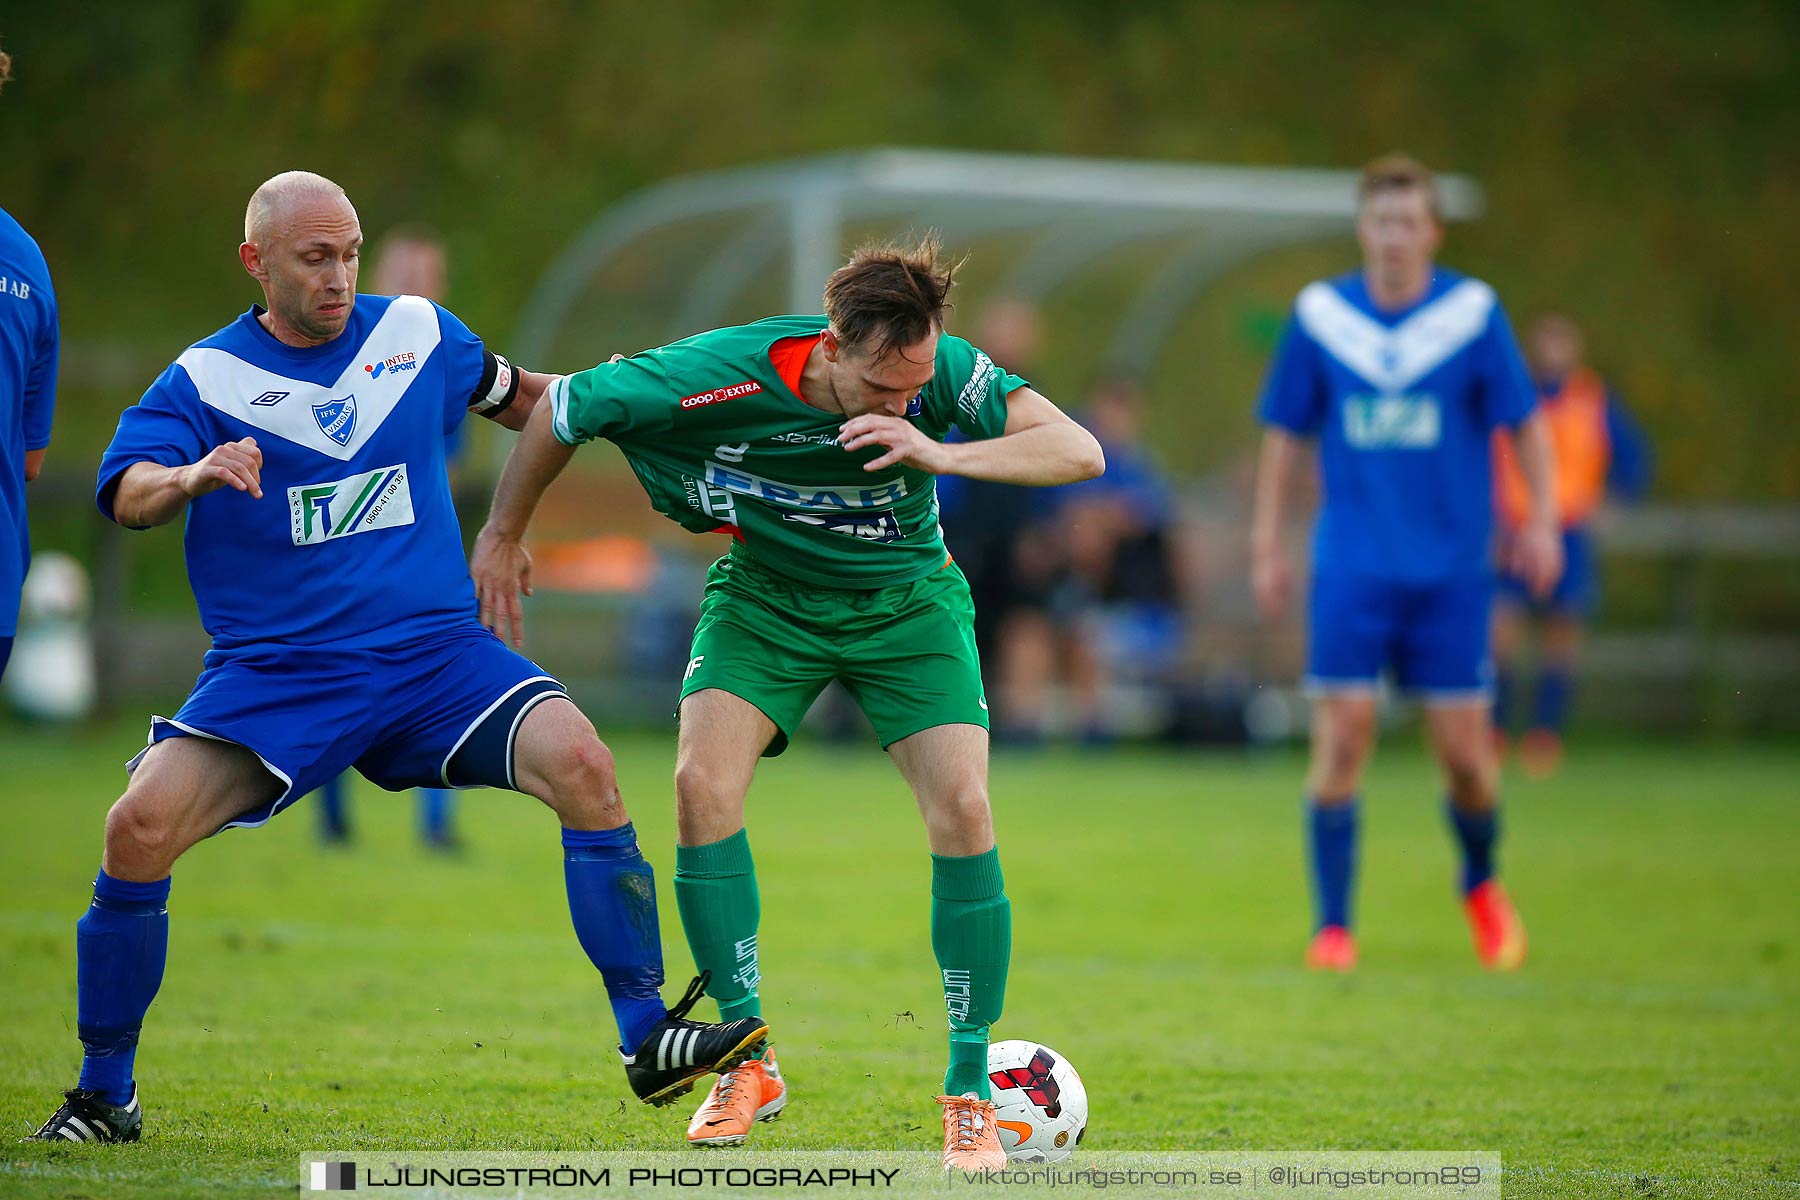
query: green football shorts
[{"left": 678, "top": 550, "right": 989, "bottom": 756}]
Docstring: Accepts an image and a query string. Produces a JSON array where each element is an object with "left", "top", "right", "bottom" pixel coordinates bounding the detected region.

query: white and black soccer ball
[{"left": 987, "top": 1039, "right": 1088, "bottom": 1163}]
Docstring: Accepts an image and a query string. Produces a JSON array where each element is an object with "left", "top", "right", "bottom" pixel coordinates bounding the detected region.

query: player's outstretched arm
[
  {"left": 108, "top": 438, "right": 264, "bottom": 528},
  {"left": 480, "top": 368, "right": 560, "bottom": 432},
  {"left": 1507, "top": 410, "right": 1565, "bottom": 598},
  {"left": 838, "top": 388, "right": 1104, "bottom": 486},
  {"left": 1249, "top": 429, "right": 1303, "bottom": 623},
  {"left": 471, "top": 397, "right": 577, "bottom": 647}
]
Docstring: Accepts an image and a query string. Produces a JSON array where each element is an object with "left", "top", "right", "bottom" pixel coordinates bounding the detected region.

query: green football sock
[
  {"left": 932, "top": 848, "right": 1011, "bottom": 1099},
  {"left": 674, "top": 829, "right": 764, "bottom": 1027}
]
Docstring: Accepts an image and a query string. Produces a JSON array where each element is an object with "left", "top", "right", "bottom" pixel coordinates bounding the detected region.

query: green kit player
[{"left": 471, "top": 237, "right": 1104, "bottom": 1168}]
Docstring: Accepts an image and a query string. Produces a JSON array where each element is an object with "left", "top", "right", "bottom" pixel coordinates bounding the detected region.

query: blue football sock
[
  {"left": 418, "top": 788, "right": 455, "bottom": 842},
  {"left": 76, "top": 870, "right": 171, "bottom": 1106},
  {"left": 1531, "top": 667, "right": 1574, "bottom": 734},
  {"left": 1446, "top": 801, "right": 1498, "bottom": 894},
  {"left": 1307, "top": 798, "right": 1359, "bottom": 931},
  {"left": 562, "top": 824, "right": 667, "bottom": 1052},
  {"left": 317, "top": 774, "right": 349, "bottom": 840},
  {"left": 1493, "top": 667, "right": 1517, "bottom": 734}
]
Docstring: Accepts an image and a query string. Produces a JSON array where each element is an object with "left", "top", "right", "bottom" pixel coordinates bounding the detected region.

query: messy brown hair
[
  {"left": 1357, "top": 154, "right": 1441, "bottom": 221},
  {"left": 823, "top": 234, "right": 962, "bottom": 360},
  {"left": 0, "top": 46, "right": 12, "bottom": 94}
]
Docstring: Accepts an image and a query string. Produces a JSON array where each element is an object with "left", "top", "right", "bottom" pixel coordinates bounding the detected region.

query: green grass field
[{"left": 1, "top": 719, "right": 1795, "bottom": 1198}]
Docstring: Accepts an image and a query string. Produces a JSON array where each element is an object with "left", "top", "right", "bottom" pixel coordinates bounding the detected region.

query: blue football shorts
[
  {"left": 1305, "top": 570, "right": 1495, "bottom": 703},
  {"left": 127, "top": 623, "right": 569, "bottom": 830},
  {"left": 1497, "top": 525, "right": 1598, "bottom": 617}
]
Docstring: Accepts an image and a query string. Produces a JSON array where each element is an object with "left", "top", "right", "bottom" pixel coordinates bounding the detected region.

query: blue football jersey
[
  {"left": 96, "top": 295, "right": 495, "bottom": 650},
  {"left": 0, "top": 206, "right": 59, "bottom": 638},
  {"left": 1257, "top": 268, "right": 1535, "bottom": 582}
]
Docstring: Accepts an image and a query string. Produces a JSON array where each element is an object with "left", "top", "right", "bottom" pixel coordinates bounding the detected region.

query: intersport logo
[{"left": 680, "top": 380, "right": 762, "bottom": 410}]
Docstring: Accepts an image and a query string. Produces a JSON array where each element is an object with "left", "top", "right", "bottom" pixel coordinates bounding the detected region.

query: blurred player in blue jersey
[
  {"left": 315, "top": 226, "right": 462, "bottom": 848},
  {"left": 1250, "top": 156, "right": 1563, "bottom": 973},
  {"left": 0, "top": 47, "right": 60, "bottom": 681},
  {"left": 1491, "top": 312, "right": 1652, "bottom": 777},
  {"left": 27, "top": 173, "right": 766, "bottom": 1145}
]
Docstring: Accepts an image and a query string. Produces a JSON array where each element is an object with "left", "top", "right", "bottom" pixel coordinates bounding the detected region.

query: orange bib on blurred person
[{"left": 1495, "top": 367, "right": 1609, "bottom": 530}]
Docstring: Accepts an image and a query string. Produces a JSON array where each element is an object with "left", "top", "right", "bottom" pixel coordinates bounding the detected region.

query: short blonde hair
[{"left": 1358, "top": 154, "right": 1441, "bottom": 221}]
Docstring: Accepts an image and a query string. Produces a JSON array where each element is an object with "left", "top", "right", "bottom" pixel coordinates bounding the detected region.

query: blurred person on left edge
[{"left": 0, "top": 46, "right": 60, "bottom": 681}]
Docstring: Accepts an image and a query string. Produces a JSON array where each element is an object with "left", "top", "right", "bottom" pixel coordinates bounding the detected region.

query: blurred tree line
[{"left": 2, "top": 0, "right": 1796, "bottom": 503}]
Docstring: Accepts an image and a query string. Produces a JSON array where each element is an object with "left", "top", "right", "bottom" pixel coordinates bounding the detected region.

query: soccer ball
[{"left": 986, "top": 1039, "right": 1088, "bottom": 1163}]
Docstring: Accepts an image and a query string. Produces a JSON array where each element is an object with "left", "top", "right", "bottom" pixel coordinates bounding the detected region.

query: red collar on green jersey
[{"left": 767, "top": 333, "right": 821, "bottom": 399}]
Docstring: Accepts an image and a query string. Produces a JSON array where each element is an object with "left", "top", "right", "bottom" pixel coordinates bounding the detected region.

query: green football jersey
[{"left": 548, "top": 315, "right": 1028, "bottom": 589}]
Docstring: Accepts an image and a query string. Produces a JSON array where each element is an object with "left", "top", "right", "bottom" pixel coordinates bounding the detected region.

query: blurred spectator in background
[
  {"left": 3, "top": 552, "right": 95, "bottom": 720},
  {"left": 369, "top": 226, "right": 470, "bottom": 475},
  {"left": 937, "top": 298, "right": 1045, "bottom": 683},
  {"left": 0, "top": 46, "right": 60, "bottom": 683},
  {"left": 1491, "top": 312, "right": 1652, "bottom": 777},
  {"left": 996, "top": 372, "right": 1184, "bottom": 742},
  {"left": 314, "top": 225, "right": 462, "bottom": 849}
]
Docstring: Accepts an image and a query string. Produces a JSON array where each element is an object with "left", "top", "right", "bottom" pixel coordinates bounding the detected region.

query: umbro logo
[{"left": 250, "top": 391, "right": 289, "bottom": 407}]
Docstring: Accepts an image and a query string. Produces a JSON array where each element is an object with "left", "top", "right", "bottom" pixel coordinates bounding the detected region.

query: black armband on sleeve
[{"left": 469, "top": 350, "right": 521, "bottom": 416}]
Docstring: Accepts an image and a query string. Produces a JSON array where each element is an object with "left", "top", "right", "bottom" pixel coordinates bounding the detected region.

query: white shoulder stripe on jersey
[
  {"left": 175, "top": 295, "right": 444, "bottom": 462},
  {"left": 1295, "top": 278, "right": 1496, "bottom": 394}
]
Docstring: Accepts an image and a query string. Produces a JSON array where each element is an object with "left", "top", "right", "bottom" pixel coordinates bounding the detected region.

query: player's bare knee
[
  {"left": 1326, "top": 737, "right": 1366, "bottom": 780},
  {"left": 576, "top": 736, "right": 618, "bottom": 788},
  {"left": 1314, "top": 728, "right": 1372, "bottom": 796},
  {"left": 928, "top": 784, "right": 993, "bottom": 850},
  {"left": 1441, "top": 747, "right": 1494, "bottom": 807},
  {"left": 543, "top": 736, "right": 624, "bottom": 827},
  {"left": 673, "top": 753, "right": 734, "bottom": 810},
  {"left": 103, "top": 790, "right": 182, "bottom": 876},
  {"left": 673, "top": 756, "right": 749, "bottom": 845},
  {"left": 948, "top": 786, "right": 991, "bottom": 824}
]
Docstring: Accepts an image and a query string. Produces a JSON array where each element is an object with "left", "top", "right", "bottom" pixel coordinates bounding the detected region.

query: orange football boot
[
  {"left": 686, "top": 1050, "right": 787, "bottom": 1147},
  {"left": 937, "top": 1093, "right": 1007, "bottom": 1172},
  {"left": 1465, "top": 880, "right": 1528, "bottom": 970},
  {"left": 1305, "top": 924, "right": 1358, "bottom": 971}
]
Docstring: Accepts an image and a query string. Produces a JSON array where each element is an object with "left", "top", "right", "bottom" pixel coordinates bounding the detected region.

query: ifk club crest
[{"left": 312, "top": 394, "right": 357, "bottom": 446}]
